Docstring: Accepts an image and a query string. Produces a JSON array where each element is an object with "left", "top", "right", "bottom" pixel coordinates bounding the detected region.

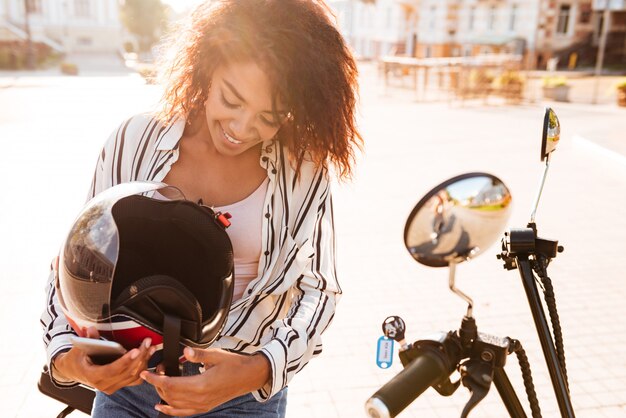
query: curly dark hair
[{"left": 157, "top": 0, "right": 362, "bottom": 179}]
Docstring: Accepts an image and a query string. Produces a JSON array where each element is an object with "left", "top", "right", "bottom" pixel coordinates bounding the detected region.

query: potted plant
[
  {"left": 542, "top": 76, "right": 570, "bottom": 102},
  {"left": 494, "top": 71, "right": 525, "bottom": 103},
  {"left": 616, "top": 79, "right": 626, "bottom": 107},
  {"left": 60, "top": 61, "right": 79, "bottom": 76}
]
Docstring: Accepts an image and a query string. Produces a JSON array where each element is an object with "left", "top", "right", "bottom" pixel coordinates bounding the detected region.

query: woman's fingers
[
  {"left": 84, "top": 326, "right": 100, "bottom": 339},
  {"left": 82, "top": 338, "right": 155, "bottom": 393},
  {"left": 141, "top": 372, "right": 205, "bottom": 407},
  {"left": 154, "top": 404, "right": 199, "bottom": 417}
]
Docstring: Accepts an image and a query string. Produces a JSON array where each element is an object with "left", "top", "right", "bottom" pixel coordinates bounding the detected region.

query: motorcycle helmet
[{"left": 56, "top": 181, "right": 234, "bottom": 352}]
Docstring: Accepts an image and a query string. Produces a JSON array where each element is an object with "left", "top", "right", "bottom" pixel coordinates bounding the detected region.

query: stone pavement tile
[
  {"left": 0, "top": 383, "right": 24, "bottom": 418},
  {"left": 614, "top": 388, "right": 626, "bottom": 403},
  {"left": 598, "top": 405, "right": 626, "bottom": 418},
  {"left": 331, "top": 388, "right": 380, "bottom": 418},
  {"left": 432, "top": 406, "right": 465, "bottom": 418},
  {"left": 592, "top": 391, "right": 623, "bottom": 407},
  {"left": 285, "top": 390, "right": 338, "bottom": 418},
  {"left": 17, "top": 386, "right": 89, "bottom": 418},
  {"left": 574, "top": 393, "right": 604, "bottom": 410},
  {"left": 0, "top": 356, "right": 30, "bottom": 387}
]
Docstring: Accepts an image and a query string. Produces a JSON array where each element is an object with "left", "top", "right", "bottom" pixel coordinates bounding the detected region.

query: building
[
  {"left": 330, "top": 0, "right": 626, "bottom": 69},
  {"left": 330, "top": 0, "right": 416, "bottom": 59},
  {"left": 589, "top": 0, "right": 626, "bottom": 67},
  {"left": 0, "top": 0, "right": 124, "bottom": 59}
]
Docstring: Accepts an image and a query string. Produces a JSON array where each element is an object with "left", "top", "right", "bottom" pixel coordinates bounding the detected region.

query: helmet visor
[{"left": 57, "top": 182, "right": 185, "bottom": 328}]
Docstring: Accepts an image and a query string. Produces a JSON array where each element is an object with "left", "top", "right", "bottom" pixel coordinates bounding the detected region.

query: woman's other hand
[
  {"left": 140, "top": 347, "right": 271, "bottom": 416},
  {"left": 52, "top": 327, "right": 156, "bottom": 395}
]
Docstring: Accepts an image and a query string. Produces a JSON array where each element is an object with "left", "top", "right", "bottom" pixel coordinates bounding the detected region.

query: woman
[{"left": 41, "top": 0, "right": 361, "bottom": 416}]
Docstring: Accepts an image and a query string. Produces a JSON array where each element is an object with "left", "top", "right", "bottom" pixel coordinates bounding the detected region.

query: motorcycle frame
[
  {"left": 493, "top": 368, "right": 527, "bottom": 418},
  {"left": 515, "top": 255, "right": 575, "bottom": 417}
]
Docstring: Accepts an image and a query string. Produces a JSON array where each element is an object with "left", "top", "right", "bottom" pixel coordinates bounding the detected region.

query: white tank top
[{"left": 215, "top": 178, "right": 268, "bottom": 301}]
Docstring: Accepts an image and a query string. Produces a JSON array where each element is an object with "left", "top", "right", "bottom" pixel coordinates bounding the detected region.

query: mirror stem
[
  {"left": 448, "top": 261, "right": 474, "bottom": 318},
  {"left": 530, "top": 156, "right": 551, "bottom": 224}
]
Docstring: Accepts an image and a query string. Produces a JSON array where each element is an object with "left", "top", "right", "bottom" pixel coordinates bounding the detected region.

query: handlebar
[{"left": 365, "top": 347, "right": 451, "bottom": 418}]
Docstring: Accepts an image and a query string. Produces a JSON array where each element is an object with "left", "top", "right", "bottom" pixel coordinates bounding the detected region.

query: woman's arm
[
  {"left": 40, "top": 116, "right": 144, "bottom": 387},
  {"left": 257, "top": 172, "right": 340, "bottom": 399}
]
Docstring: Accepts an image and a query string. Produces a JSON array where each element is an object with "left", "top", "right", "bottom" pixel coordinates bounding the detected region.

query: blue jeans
[{"left": 92, "top": 363, "right": 287, "bottom": 418}]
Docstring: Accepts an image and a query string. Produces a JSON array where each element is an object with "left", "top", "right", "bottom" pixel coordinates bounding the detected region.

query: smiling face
[{"left": 203, "top": 61, "right": 288, "bottom": 157}]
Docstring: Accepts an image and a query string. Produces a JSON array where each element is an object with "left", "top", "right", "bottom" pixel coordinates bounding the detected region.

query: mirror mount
[
  {"left": 529, "top": 158, "right": 551, "bottom": 224},
  {"left": 447, "top": 260, "right": 474, "bottom": 318}
]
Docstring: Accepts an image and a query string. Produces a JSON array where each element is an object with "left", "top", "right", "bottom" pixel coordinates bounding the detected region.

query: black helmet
[{"left": 56, "top": 182, "right": 234, "bottom": 352}]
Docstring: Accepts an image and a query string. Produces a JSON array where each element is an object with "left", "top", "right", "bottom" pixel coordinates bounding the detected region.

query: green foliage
[
  {"left": 616, "top": 78, "right": 626, "bottom": 90},
  {"left": 60, "top": 62, "right": 79, "bottom": 75},
  {"left": 0, "top": 47, "right": 23, "bottom": 69},
  {"left": 120, "top": 0, "right": 167, "bottom": 53},
  {"left": 542, "top": 76, "right": 569, "bottom": 88},
  {"left": 494, "top": 71, "right": 525, "bottom": 87},
  {"left": 136, "top": 63, "right": 157, "bottom": 84}
]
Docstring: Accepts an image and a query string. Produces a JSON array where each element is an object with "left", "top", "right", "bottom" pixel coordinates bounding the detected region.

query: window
[
  {"left": 556, "top": 5, "right": 571, "bottom": 34},
  {"left": 74, "top": 0, "right": 91, "bottom": 17},
  {"left": 429, "top": 6, "right": 436, "bottom": 30},
  {"left": 488, "top": 6, "right": 497, "bottom": 31},
  {"left": 469, "top": 6, "right": 475, "bottom": 31},
  {"left": 579, "top": 4, "right": 592, "bottom": 24},
  {"left": 509, "top": 4, "right": 517, "bottom": 31},
  {"left": 579, "top": 10, "right": 591, "bottom": 24}
]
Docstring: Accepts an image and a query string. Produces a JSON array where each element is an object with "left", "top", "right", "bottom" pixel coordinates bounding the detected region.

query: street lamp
[
  {"left": 592, "top": 0, "right": 611, "bottom": 104},
  {"left": 24, "top": 0, "right": 36, "bottom": 69}
]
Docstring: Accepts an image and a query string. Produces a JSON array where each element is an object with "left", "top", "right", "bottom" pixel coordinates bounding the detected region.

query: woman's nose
[{"left": 229, "top": 112, "right": 256, "bottom": 139}]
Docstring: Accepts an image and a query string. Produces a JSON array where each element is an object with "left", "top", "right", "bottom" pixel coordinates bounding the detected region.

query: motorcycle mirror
[
  {"left": 541, "top": 107, "right": 560, "bottom": 162},
  {"left": 404, "top": 173, "right": 513, "bottom": 268},
  {"left": 531, "top": 107, "right": 560, "bottom": 223}
]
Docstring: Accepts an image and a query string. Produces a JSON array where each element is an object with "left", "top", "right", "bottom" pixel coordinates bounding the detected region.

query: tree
[{"left": 120, "top": 0, "right": 167, "bottom": 54}]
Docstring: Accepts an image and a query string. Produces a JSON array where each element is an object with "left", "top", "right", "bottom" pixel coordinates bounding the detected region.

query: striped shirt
[{"left": 41, "top": 113, "right": 341, "bottom": 401}]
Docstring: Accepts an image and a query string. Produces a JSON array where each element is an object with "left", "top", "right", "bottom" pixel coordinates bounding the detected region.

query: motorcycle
[{"left": 365, "top": 108, "right": 574, "bottom": 418}]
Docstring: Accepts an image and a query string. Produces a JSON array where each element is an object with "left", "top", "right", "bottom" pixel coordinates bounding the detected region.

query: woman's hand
[
  {"left": 140, "top": 347, "right": 271, "bottom": 416},
  {"left": 53, "top": 327, "right": 156, "bottom": 395}
]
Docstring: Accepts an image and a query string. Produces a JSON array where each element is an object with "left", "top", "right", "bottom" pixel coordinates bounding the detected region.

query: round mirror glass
[
  {"left": 541, "top": 107, "right": 560, "bottom": 161},
  {"left": 404, "top": 173, "right": 513, "bottom": 267}
]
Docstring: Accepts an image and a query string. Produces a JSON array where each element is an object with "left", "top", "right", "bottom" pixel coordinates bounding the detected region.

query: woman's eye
[
  {"left": 220, "top": 93, "right": 239, "bottom": 109},
  {"left": 260, "top": 116, "right": 280, "bottom": 128}
]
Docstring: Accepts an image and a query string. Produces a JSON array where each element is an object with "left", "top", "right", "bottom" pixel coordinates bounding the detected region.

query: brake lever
[
  {"left": 433, "top": 376, "right": 460, "bottom": 396},
  {"left": 459, "top": 359, "right": 495, "bottom": 418}
]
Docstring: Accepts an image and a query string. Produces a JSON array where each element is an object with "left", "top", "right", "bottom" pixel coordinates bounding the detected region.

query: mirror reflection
[
  {"left": 404, "top": 173, "right": 512, "bottom": 267},
  {"left": 541, "top": 107, "right": 560, "bottom": 161}
]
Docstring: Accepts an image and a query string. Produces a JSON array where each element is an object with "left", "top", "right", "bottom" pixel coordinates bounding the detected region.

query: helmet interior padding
[
  {"left": 109, "top": 195, "right": 234, "bottom": 344},
  {"left": 112, "top": 275, "right": 203, "bottom": 340}
]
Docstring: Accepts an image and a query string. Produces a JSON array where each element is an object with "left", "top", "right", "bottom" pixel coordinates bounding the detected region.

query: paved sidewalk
[{"left": 1, "top": 63, "right": 625, "bottom": 417}]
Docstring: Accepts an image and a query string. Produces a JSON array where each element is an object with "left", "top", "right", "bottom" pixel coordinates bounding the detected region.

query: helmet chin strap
[
  {"left": 163, "top": 313, "right": 182, "bottom": 377},
  {"left": 159, "top": 313, "right": 182, "bottom": 417}
]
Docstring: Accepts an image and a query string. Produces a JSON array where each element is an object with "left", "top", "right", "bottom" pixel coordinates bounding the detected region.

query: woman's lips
[{"left": 223, "top": 129, "right": 242, "bottom": 145}]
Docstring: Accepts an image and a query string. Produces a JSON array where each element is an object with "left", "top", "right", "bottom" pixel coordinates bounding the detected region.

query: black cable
[
  {"left": 510, "top": 339, "right": 542, "bottom": 418},
  {"left": 534, "top": 259, "right": 570, "bottom": 392}
]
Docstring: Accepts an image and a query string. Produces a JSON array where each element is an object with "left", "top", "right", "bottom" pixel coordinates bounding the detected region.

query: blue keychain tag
[{"left": 376, "top": 336, "right": 394, "bottom": 369}]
